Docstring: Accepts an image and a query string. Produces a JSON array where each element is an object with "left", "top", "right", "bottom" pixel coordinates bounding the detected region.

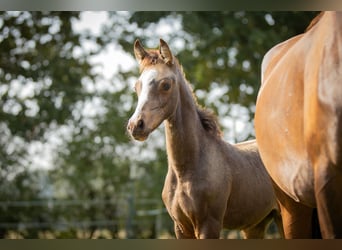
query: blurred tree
[
  {"left": 0, "top": 169, "right": 53, "bottom": 238},
  {"left": 0, "top": 11, "right": 95, "bottom": 141},
  {"left": 0, "top": 11, "right": 96, "bottom": 180},
  {"left": 0, "top": 11, "right": 100, "bottom": 238}
]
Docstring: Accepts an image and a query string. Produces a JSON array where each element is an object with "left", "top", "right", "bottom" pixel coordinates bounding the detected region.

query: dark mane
[
  {"left": 179, "top": 62, "right": 223, "bottom": 138},
  {"left": 177, "top": 58, "right": 223, "bottom": 139},
  {"left": 197, "top": 107, "right": 223, "bottom": 138}
]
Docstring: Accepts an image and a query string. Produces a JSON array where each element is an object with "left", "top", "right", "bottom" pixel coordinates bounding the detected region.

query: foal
[{"left": 127, "top": 39, "right": 282, "bottom": 239}]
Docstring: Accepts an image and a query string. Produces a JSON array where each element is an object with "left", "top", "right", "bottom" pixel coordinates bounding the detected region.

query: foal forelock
[{"left": 138, "top": 50, "right": 166, "bottom": 72}]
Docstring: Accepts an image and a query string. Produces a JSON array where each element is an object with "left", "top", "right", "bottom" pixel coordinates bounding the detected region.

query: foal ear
[
  {"left": 159, "top": 39, "right": 174, "bottom": 66},
  {"left": 134, "top": 39, "right": 148, "bottom": 64}
]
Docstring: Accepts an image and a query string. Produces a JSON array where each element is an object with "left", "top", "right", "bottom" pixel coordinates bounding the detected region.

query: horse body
[
  {"left": 255, "top": 11, "right": 342, "bottom": 238},
  {"left": 128, "top": 39, "right": 282, "bottom": 238}
]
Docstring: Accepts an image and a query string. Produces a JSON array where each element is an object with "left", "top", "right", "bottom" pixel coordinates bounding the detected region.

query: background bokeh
[{"left": 0, "top": 11, "right": 318, "bottom": 238}]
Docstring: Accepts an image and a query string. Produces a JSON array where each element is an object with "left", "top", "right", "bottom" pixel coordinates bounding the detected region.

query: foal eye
[{"left": 161, "top": 81, "right": 171, "bottom": 91}]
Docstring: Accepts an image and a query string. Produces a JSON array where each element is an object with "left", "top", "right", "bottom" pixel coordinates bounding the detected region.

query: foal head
[{"left": 127, "top": 39, "right": 180, "bottom": 141}]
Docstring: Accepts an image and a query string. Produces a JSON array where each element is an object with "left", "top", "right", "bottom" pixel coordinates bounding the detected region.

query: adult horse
[
  {"left": 254, "top": 11, "right": 342, "bottom": 238},
  {"left": 127, "top": 39, "right": 283, "bottom": 238}
]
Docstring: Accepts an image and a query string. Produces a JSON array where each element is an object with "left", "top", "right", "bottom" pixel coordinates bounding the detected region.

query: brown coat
[{"left": 255, "top": 11, "right": 342, "bottom": 238}]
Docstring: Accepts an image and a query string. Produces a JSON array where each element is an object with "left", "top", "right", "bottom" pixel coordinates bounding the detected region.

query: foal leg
[
  {"left": 173, "top": 219, "right": 221, "bottom": 239},
  {"left": 241, "top": 211, "right": 274, "bottom": 239},
  {"left": 196, "top": 217, "right": 222, "bottom": 239},
  {"left": 174, "top": 223, "right": 196, "bottom": 239},
  {"left": 273, "top": 209, "right": 285, "bottom": 238},
  {"left": 242, "top": 223, "right": 267, "bottom": 239}
]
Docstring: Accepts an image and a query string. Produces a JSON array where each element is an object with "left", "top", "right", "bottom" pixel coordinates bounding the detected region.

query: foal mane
[
  {"left": 140, "top": 48, "right": 223, "bottom": 138},
  {"left": 197, "top": 107, "right": 223, "bottom": 138}
]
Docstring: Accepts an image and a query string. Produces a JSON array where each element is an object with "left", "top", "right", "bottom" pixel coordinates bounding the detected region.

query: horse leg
[
  {"left": 241, "top": 210, "right": 274, "bottom": 239},
  {"left": 242, "top": 223, "right": 267, "bottom": 239},
  {"left": 172, "top": 215, "right": 221, "bottom": 239},
  {"left": 314, "top": 161, "right": 342, "bottom": 238},
  {"left": 242, "top": 228, "right": 264, "bottom": 239},
  {"left": 174, "top": 223, "right": 196, "bottom": 239},
  {"left": 195, "top": 217, "right": 222, "bottom": 239},
  {"left": 177, "top": 216, "right": 222, "bottom": 239},
  {"left": 311, "top": 208, "right": 322, "bottom": 238},
  {"left": 273, "top": 184, "right": 314, "bottom": 238},
  {"left": 272, "top": 208, "right": 285, "bottom": 238}
]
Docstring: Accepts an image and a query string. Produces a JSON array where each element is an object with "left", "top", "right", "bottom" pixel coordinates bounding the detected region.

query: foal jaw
[{"left": 131, "top": 133, "right": 149, "bottom": 141}]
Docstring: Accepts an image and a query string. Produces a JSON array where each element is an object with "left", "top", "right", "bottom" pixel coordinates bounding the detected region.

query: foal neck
[{"left": 164, "top": 71, "right": 203, "bottom": 173}]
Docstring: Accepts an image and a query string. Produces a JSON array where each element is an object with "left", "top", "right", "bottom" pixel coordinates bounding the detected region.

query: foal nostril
[{"left": 137, "top": 119, "right": 144, "bottom": 130}]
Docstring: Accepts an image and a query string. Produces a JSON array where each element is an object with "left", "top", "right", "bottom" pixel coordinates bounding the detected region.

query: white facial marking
[{"left": 132, "top": 69, "right": 158, "bottom": 119}]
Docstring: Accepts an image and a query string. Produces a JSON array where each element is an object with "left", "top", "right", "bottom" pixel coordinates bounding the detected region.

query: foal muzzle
[{"left": 127, "top": 116, "right": 150, "bottom": 141}]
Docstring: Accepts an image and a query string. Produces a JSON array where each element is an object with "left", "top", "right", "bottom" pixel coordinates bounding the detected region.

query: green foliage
[
  {"left": 0, "top": 11, "right": 103, "bottom": 238},
  {"left": 0, "top": 12, "right": 94, "bottom": 141}
]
